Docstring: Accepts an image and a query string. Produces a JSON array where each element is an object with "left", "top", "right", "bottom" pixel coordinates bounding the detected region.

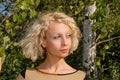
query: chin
[{"left": 59, "top": 54, "right": 69, "bottom": 58}]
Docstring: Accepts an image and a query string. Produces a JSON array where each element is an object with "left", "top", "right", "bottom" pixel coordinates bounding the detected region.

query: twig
[
  {"left": 0, "top": 13, "right": 12, "bottom": 27},
  {"left": 96, "top": 36, "right": 120, "bottom": 45}
]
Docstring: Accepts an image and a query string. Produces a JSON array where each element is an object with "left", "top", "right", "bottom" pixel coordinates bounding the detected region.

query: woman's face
[{"left": 42, "top": 21, "right": 72, "bottom": 59}]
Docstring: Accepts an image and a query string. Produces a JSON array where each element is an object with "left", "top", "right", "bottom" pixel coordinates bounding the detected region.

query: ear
[{"left": 41, "top": 39, "right": 46, "bottom": 48}]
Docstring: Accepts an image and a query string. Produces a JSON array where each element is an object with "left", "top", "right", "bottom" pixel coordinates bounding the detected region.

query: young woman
[{"left": 16, "top": 11, "right": 87, "bottom": 80}]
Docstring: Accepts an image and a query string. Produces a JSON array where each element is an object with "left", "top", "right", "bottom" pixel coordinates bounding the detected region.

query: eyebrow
[{"left": 51, "top": 32, "right": 72, "bottom": 35}]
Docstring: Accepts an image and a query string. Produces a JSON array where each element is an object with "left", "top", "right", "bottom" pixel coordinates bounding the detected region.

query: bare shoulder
[
  {"left": 16, "top": 68, "right": 35, "bottom": 80},
  {"left": 26, "top": 68, "right": 38, "bottom": 76},
  {"left": 16, "top": 74, "right": 25, "bottom": 80},
  {"left": 76, "top": 70, "right": 86, "bottom": 78}
]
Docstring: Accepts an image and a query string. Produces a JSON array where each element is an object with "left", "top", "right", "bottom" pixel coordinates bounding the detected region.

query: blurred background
[{"left": 0, "top": 0, "right": 120, "bottom": 80}]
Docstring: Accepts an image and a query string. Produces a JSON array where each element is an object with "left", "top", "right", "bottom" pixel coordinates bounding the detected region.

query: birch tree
[
  {"left": 83, "top": 1, "right": 120, "bottom": 79},
  {"left": 83, "top": 1, "right": 97, "bottom": 77}
]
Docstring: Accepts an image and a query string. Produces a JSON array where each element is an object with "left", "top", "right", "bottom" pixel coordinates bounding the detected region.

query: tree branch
[
  {"left": 96, "top": 36, "right": 120, "bottom": 45},
  {"left": 0, "top": 12, "right": 12, "bottom": 26}
]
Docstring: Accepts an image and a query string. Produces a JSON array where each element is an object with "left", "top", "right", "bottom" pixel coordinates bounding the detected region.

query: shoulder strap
[
  {"left": 20, "top": 69, "right": 26, "bottom": 78},
  {"left": 84, "top": 74, "right": 88, "bottom": 80}
]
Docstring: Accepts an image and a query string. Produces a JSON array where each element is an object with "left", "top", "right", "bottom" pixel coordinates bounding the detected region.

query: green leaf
[
  {"left": 21, "top": 12, "right": 27, "bottom": 20},
  {"left": 5, "top": 20, "right": 12, "bottom": 29},
  {"left": 104, "top": 5, "right": 110, "bottom": 15},
  {"left": 22, "top": 0, "right": 28, "bottom": 7},
  {"left": 15, "top": 26, "right": 20, "bottom": 30},
  {"left": 117, "top": 14, "right": 120, "bottom": 20},
  {"left": 11, "top": 29, "right": 16, "bottom": 37},
  {"left": 3, "top": 36, "right": 10, "bottom": 42},
  {"left": 30, "top": 0, "right": 35, "bottom": 6},
  {"left": 96, "top": 60, "right": 101, "bottom": 66},
  {"left": 69, "top": 5, "right": 73, "bottom": 10},
  {"left": 35, "top": 0, "right": 41, "bottom": 6},
  {"left": 13, "top": 14, "right": 23, "bottom": 24},
  {"left": 1, "top": 52, "right": 6, "bottom": 64},
  {"left": 100, "top": 49, "right": 105, "bottom": 60},
  {"left": 101, "top": 27, "right": 107, "bottom": 33},
  {"left": 0, "top": 47, "right": 6, "bottom": 64},
  {"left": 0, "top": 31, "right": 3, "bottom": 35},
  {"left": 13, "top": 14, "right": 18, "bottom": 22},
  {"left": 13, "top": 42, "right": 18, "bottom": 46},
  {"left": 30, "top": 10, "right": 37, "bottom": 19},
  {"left": 104, "top": 44, "right": 109, "bottom": 50}
]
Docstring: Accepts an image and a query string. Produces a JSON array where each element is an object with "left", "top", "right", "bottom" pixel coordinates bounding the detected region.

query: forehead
[{"left": 46, "top": 21, "right": 71, "bottom": 34}]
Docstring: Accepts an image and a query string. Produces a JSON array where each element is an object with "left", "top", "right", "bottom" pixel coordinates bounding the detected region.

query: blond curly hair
[{"left": 19, "top": 11, "right": 81, "bottom": 61}]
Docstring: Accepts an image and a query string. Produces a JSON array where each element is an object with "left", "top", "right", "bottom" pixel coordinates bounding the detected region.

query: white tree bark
[
  {"left": 83, "top": 20, "right": 96, "bottom": 74},
  {"left": 83, "top": 2, "right": 97, "bottom": 77}
]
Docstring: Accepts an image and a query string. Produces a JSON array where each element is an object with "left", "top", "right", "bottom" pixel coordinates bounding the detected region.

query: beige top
[
  {"left": 26, "top": 69, "right": 85, "bottom": 80},
  {"left": 17, "top": 68, "right": 86, "bottom": 80}
]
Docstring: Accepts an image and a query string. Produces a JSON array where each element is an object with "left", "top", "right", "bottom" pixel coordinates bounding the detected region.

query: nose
[{"left": 61, "top": 36, "right": 68, "bottom": 46}]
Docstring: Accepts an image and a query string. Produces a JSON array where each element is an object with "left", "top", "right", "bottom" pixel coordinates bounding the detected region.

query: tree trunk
[
  {"left": 82, "top": 1, "right": 97, "bottom": 78},
  {"left": 83, "top": 19, "right": 97, "bottom": 77}
]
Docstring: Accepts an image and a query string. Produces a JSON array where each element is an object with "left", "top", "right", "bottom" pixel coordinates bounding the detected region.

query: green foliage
[
  {"left": 0, "top": 0, "right": 120, "bottom": 80},
  {"left": 93, "top": 1, "right": 120, "bottom": 79}
]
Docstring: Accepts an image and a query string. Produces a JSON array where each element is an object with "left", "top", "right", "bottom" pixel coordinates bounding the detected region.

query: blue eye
[
  {"left": 66, "top": 34, "right": 72, "bottom": 38},
  {"left": 53, "top": 36, "right": 60, "bottom": 39}
]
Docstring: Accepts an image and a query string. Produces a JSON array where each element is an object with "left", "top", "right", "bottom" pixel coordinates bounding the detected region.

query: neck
[{"left": 39, "top": 56, "right": 68, "bottom": 73}]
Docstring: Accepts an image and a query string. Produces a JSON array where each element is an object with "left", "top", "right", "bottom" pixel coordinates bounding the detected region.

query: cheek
[
  {"left": 68, "top": 38, "right": 72, "bottom": 45},
  {"left": 52, "top": 41, "right": 60, "bottom": 48},
  {"left": 46, "top": 40, "right": 59, "bottom": 48},
  {"left": 45, "top": 41, "right": 60, "bottom": 53},
  {"left": 69, "top": 40, "right": 72, "bottom": 48}
]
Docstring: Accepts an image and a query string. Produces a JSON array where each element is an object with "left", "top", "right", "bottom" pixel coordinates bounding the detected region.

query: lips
[{"left": 60, "top": 49, "right": 69, "bottom": 53}]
